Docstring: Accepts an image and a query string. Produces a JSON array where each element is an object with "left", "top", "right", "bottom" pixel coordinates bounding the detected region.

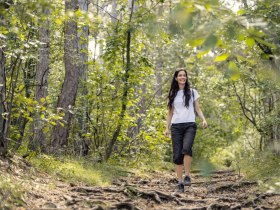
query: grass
[
  {"left": 0, "top": 166, "right": 26, "bottom": 209},
  {"left": 1, "top": 150, "right": 279, "bottom": 209},
  {"left": 29, "top": 154, "right": 132, "bottom": 186},
  {"left": 239, "top": 152, "right": 280, "bottom": 193},
  {"left": 0, "top": 154, "right": 170, "bottom": 209}
]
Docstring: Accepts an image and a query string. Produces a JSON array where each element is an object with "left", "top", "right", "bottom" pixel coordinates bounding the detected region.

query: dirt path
[{"left": 26, "top": 169, "right": 280, "bottom": 210}]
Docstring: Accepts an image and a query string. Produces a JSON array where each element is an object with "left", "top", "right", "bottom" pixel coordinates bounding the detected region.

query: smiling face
[{"left": 176, "top": 70, "right": 187, "bottom": 86}]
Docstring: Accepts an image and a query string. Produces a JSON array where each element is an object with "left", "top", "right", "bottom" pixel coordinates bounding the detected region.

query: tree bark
[
  {"left": 31, "top": 7, "right": 50, "bottom": 153},
  {"left": 111, "top": 0, "right": 118, "bottom": 24},
  {"left": 104, "top": 0, "right": 135, "bottom": 161},
  {"left": 0, "top": 43, "right": 7, "bottom": 156},
  {"left": 51, "top": 0, "right": 80, "bottom": 151},
  {"left": 0, "top": 1, "right": 12, "bottom": 156},
  {"left": 155, "top": 4, "right": 163, "bottom": 99},
  {"left": 75, "top": 0, "right": 89, "bottom": 156}
]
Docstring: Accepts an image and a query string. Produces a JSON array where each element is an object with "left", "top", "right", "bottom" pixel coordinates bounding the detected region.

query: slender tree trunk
[
  {"left": 0, "top": 0, "right": 12, "bottom": 158},
  {"left": 155, "top": 58, "right": 163, "bottom": 98},
  {"left": 111, "top": 0, "right": 117, "bottom": 23},
  {"left": 104, "top": 0, "right": 135, "bottom": 161},
  {"left": 31, "top": 8, "right": 50, "bottom": 153},
  {"left": 155, "top": 4, "right": 163, "bottom": 99},
  {"left": 75, "top": 0, "right": 89, "bottom": 156},
  {"left": 242, "top": 0, "right": 249, "bottom": 9},
  {"left": 13, "top": 58, "right": 34, "bottom": 151},
  {"left": 51, "top": 0, "right": 80, "bottom": 151},
  {"left": 0, "top": 44, "right": 7, "bottom": 156}
]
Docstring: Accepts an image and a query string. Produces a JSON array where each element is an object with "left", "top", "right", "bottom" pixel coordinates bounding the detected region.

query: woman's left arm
[{"left": 194, "top": 100, "right": 208, "bottom": 128}]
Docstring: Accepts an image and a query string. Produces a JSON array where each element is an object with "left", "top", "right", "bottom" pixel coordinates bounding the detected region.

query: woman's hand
[
  {"left": 202, "top": 120, "right": 208, "bottom": 129},
  {"left": 164, "top": 128, "right": 170, "bottom": 137}
]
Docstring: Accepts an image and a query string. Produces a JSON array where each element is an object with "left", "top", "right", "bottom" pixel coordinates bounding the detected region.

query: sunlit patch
[
  {"left": 67, "top": 11, "right": 74, "bottom": 18},
  {"left": 273, "top": 142, "right": 280, "bottom": 154}
]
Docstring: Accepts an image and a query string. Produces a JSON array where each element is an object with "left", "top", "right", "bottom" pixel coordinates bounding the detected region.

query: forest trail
[{"left": 26, "top": 168, "right": 280, "bottom": 210}]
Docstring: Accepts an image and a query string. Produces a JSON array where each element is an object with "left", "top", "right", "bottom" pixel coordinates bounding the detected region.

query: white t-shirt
[{"left": 171, "top": 89, "right": 199, "bottom": 124}]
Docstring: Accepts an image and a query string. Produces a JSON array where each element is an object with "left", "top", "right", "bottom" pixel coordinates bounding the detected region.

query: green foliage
[
  {"left": 241, "top": 152, "right": 280, "bottom": 193},
  {"left": 0, "top": 174, "right": 26, "bottom": 209},
  {"left": 210, "top": 131, "right": 280, "bottom": 193},
  {"left": 30, "top": 155, "right": 129, "bottom": 186}
]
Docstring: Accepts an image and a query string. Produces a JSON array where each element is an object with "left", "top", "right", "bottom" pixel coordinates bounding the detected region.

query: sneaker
[
  {"left": 183, "top": 175, "right": 191, "bottom": 186},
  {"left": 178, "top": 182, "right": 184, "bottom": 193}
]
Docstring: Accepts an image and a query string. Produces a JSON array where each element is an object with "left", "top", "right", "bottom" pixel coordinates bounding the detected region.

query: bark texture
[
  {"left": 31, "top": 8, "right": 50, "bottom": 152},
  {"left": 52, "top": 0, "right": 80, "bottom": 150}
]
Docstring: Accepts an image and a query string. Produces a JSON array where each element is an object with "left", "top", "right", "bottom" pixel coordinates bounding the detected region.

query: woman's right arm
[{"left": 164, "top": 107, "right": 173, "bottom": 137}]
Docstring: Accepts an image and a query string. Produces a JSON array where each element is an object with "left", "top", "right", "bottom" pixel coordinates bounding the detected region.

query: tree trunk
[
  {"left": 0, "top": 45, "right": 7, "bottom": 156},
  {"left": 51, "top": 0, "right": 80, "bottom": 151},
  {"left": 242, "top": 0, "right": 249, "bottom": 9},
  {"left": 155, "top": 4, "right": 163, "bottom": 99},
  {"left": 0, "top": 1, "right": 11, "bottom": 156},
  {"left": 13, "top": 58, "right": 35, "bottom": 151},
  {"left": 111, "top": 0, "right": 117, "bottom": 23},
  {"left": 104, "top": 0, "right": 135, "bottom": 161},
  {"left": 31, "top": 8, "right": 50, "bottom": 153},
  {"left": 75, "top": 0, "right": 89, "bottom": 156}
]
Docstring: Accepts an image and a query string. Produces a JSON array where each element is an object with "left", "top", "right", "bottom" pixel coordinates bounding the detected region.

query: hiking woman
[{"left": 164, "top": 68, "right": 208, "bottom": 193}]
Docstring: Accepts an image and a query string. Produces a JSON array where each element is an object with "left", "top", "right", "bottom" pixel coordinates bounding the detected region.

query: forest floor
[{"left": 1, "top": 156, "right": 280, "bottom": 210}]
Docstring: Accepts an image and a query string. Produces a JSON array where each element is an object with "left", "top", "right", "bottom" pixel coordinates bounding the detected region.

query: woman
[{"left": 164, "top": 68, "right": 208, "bottom": 193}]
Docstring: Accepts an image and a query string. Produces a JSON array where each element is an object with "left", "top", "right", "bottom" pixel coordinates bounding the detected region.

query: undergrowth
[
  {"left": 240, "top": 152, "right": 280, "bottom": 193},
  {"left": 210, "top": 141, "right": 280, "bottom": 193},
  {"left": 29, "top": 154, "right": 131, "bottom": 186},
  {"left": 0, "top": 160, "right": 26, "bottom": 209}
]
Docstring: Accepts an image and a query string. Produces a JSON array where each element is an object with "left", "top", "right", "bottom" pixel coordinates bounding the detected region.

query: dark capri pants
[{"left": 171, "top": 122, "right": 197, "bottom": 165}]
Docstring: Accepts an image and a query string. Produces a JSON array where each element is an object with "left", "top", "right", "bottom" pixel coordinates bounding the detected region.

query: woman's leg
[
  {"left": 175, "top": 164, "right": 184, "bottom": 181},
  {"left": 171, "top": 125, "right": 184, "bottom": 177},
  {"left": 171, "top": 124, "right": 185, "bottom": 192},
  {"left": 182, "top": 123, "right": 197, "bottom": 181},
  {"left": 183, "top": 155, "right": 192, "bottom": 176}
]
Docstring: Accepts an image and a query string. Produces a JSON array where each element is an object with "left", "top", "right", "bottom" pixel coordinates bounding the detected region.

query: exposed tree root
[
  {"left": 125, "top": 186, "right": 162, "bottom": 203},
  {"left": 21, "top": 167, "right": 280, "bottom": 210},
  {"left": 208, "top": 180, "right": 257, "bottom": 192},
  {"left": 111, "top": 202, "right": 141, "bottom": 210}
]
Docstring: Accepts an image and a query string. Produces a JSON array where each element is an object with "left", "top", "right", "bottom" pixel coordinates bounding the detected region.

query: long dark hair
[{"left": 167, "top": 68, "right": 191, "bottom": 110}]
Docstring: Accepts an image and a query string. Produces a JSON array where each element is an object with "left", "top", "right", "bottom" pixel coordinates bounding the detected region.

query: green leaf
[
  {"left": 227, "top": 25, "right": 236, "bottom": 39},
  {"left": 226, "top": 61, "right": 240, "bottom": 81},
  {"left": 205, "top": 4, "right": 211, "bottom": 10},
  {"left": 55, "top": 18, "right": 62, "bottom": 26},
  {"left": 75, "top": 9, "right": 83, "bottom": 18},
  {"left": 197, "top": 49, "right": 210, "bottom": 58},
  {"left": 246, "top": 37, "right": 255, "bottom": 48},
  {"left": 248, "top": 28, "right": 265, "bottom": 38},
  {"left": 203, "top": 34, "right": 217, "bottom": 50},
  {"left": 237, "top": 34, "right": 245, "bottom": 41},
  {"left": 214, "top": 53, "right": 229, "bottom": 62},
  {"left": 190, "top": 38, "right": 204, "bottom": 47},
  {"left": 237, "top": 9, "right": 246, "bottom": 15}
]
